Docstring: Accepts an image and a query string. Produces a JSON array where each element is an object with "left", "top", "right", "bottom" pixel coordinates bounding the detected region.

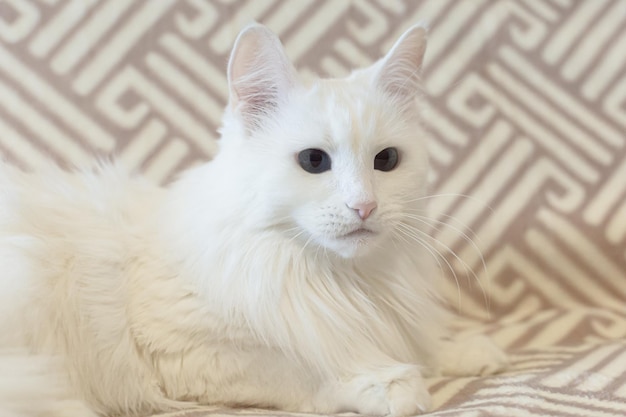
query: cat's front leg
[{"left": 313, "top": 363, "right": 431, "bottom": 417}]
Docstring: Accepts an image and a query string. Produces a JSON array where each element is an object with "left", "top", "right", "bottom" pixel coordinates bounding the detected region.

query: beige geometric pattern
[{"left": 1, "top": 0, "right": 625, "bottom": 416}]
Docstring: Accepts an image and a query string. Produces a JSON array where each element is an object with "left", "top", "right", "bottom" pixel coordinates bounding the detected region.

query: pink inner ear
[
  {"left": 227, "top": 25, "right": 299, "bottom": 130},
  {"left": 376, "top": 26, "right": 427, "bottom": 102},
  {"left": 233, "top": 82, "right": 279, "bottom": 127}
]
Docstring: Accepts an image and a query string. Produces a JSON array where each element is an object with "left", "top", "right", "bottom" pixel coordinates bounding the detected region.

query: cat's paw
[
  {"left": 438, "top": 334, "right": 509, "bottom": 377},
  {"left": 341, "top": 365, "right": 431, "bottom": 416},
  {"left": 384, "top": 368, "right": 431, "bottom": 416}
]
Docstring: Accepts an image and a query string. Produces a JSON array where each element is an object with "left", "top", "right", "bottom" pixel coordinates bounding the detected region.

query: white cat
[{"left": 0, "top": 24, "right": 506, "bottom": 417}]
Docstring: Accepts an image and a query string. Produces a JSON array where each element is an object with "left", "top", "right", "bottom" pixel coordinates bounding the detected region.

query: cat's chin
[{"left": 324, "top": 229, "right": 380, "bottom": 259}]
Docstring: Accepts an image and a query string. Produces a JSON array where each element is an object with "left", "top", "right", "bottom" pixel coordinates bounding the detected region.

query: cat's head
[{"left": 219, "top": 24, "right": 430, "bottom": 259}]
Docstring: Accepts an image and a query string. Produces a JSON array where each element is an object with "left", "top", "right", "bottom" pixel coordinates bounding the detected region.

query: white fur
[{"left": 0, "top": 24, "right": 505, "bottom": 417}]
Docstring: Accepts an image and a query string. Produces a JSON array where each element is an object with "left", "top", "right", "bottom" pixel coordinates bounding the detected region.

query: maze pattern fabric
[{"left": 1, "top": 0, "right": 626, "bottom": 416}]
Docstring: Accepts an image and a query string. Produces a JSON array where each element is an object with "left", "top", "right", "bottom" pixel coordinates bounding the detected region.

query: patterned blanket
[{"left": 1, "top": 0, "right": 625, "bottom": 416}]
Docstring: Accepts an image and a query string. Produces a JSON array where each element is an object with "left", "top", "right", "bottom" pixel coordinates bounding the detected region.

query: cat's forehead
[
  {"left": 298, "top": 77, "right": 408, "bottom": 151},
  {"left": 312, "top": 76, "right": 372, "bottom": 105}
]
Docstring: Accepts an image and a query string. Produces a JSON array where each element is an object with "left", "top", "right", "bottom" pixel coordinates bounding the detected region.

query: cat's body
[{"left": 0, "top": 24, "right": 506, "bottom": 417}]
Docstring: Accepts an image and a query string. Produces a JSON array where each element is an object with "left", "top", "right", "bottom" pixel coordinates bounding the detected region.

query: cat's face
[
  {"left": 222, "top": 24, "right": 429, "bottom": 259},
  {"left": 270, "top": 81, "right": 428, "bottom": 259}
]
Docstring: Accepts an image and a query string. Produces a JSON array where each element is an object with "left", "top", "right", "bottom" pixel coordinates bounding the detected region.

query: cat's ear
[
  {"left": 374, "top": 24, "right": 427, "bottom": 106},
  {"left": 227, "top": 24, "right": 299, "bottom": 130}
]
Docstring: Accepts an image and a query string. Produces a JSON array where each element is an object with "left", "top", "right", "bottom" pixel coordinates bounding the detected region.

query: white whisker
[
  {"left": 397, "top": 221, "right": 490, "bottom": 314},
  {"left": 394, "top": 223, "right": 462, "bottom": 310},
  {"left": 403, "top": 212, "right": 488, "bottom": 284},
  {"left": 403, "top": 193, "right": 495, "bottom": 214}
]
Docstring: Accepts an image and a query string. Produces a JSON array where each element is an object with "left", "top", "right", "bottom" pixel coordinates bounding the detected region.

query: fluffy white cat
[{"left": 0, "top": 24, "right": 506, "bottom": 417}]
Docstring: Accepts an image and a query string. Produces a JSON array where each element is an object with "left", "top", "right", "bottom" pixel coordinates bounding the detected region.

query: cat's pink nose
[{"left": 348, "top": 201, "right": 377, "bottom": 220}]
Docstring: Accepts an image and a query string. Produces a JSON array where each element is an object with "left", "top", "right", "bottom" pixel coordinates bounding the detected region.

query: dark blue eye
[
  {"left": 298, "top": 149, "right": 331, "bottom": 173},
  {"left": 374, "top": 147, "right": 399, "bottom": 171}
]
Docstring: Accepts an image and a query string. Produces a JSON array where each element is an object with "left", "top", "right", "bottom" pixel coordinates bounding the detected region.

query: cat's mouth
[{"left": 340, "top": 228, "right": 376, "bottom": 240}]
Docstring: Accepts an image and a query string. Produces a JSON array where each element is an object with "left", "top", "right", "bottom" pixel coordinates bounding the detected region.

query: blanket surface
[{"left": 0, "top": 0, "right": 625, "bottom": 416}]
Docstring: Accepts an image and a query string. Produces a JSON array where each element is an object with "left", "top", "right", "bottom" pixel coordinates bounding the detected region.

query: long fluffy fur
[{"left": 0, "top": 24, "right": 470, "bottom": 417}]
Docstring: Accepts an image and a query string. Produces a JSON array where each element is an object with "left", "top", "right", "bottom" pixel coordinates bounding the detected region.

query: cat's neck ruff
[{"left": 149, "top": 169, "right": 442, "bottom": 377}]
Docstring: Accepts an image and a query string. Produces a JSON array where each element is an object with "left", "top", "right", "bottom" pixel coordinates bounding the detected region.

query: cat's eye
[
  {"left": 298, "top": 149, "right": 331, "bottom": 174},
  {"left": 374, "top": 147, "right": 399, "bottom": 172}
]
